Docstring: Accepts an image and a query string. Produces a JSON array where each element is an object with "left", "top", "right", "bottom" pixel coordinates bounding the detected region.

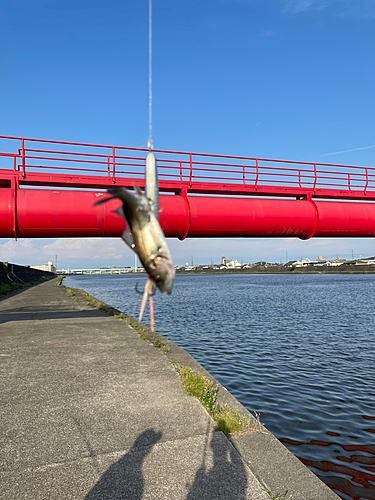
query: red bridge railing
[{"left": 0, "top": 135, "right": 374, "bottom": 200}]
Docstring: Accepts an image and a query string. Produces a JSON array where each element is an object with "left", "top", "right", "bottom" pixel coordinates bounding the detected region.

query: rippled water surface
[{"left": 65, "top": 273, "right": 375, "bottom": 499}]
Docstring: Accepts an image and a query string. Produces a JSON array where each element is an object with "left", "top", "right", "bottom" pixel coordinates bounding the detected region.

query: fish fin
[
  {"left": 94, "top": 189, "right": 122, "bottom": 206},
  {"left": 133, "top": 183, "right": 144, "bottom": 197},
  {"left": 121, "top": 225, "right": 135, "bottom": 249},
  {"left": 94, "top": 194, "right": 114, "bottom": 206},
  {"left": 112, "top": 207, "right": 126, "bottom": 220}
]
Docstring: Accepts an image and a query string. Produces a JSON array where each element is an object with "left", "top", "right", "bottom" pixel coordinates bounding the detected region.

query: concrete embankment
[
  {"left": 0, "top": 279, "right": 340, "bottom": 499},
  {"left": 0, "top": 261, "right": 55, "bottom": 285}
]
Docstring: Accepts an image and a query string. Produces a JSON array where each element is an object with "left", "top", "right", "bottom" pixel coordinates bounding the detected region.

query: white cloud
[
  {"left": 282, "top": 0, "right": 375, "bottom": 17},
  {"left": 322, "top": 145, "right": 375, "bottom": 157},
  {"left": 335, "top": 0, "right": 375, "bottom": 19},
  {"left": 0, "top": 239, "right": 39, "bottom": 263},
  {"left": 41, "top": 238, "right": 129, "bottom": 262},
  {"left": 257, "top": 30, "right": 276, "bottom": 37},
  {"left": 307, "top": 239, "right": 336, "bottom": 247},
  {"left": 282, "top": 0, "right": 328, "bottom": 14},
  {"left": 0, "top": 237, "right": 131, "bottom": 267},
  {"left": 220, "top": 0, "right": 375, "bottom": 18}
]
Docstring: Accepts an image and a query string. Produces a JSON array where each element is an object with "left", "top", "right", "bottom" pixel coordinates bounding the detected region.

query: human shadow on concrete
[
  {"left": 186, "top": 431, "right": 248, "bottom": 500},
  {"left": 84, "top": 429, "right": 162, "bottom": 500}
]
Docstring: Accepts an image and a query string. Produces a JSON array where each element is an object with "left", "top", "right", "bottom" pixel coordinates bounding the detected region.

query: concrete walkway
[{"left": 0, "top": 280, "right": 269, "bottom": 500}]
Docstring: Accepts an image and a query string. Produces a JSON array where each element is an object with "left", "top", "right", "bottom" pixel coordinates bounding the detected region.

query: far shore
[
  {"left": 61, "top": 264, "right": 375, "bottom": 276},
  {"left": 176, "top": 265, "right": 375, "bottom": 274}
]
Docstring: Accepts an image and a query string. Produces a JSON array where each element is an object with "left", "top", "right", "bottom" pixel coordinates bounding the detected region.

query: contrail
[{"left": 322, "top": 145, "right": 375, "bottom": 156}]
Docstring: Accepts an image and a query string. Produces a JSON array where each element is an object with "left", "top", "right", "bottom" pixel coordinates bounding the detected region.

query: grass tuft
[
  {"left": 179, "top": 367, "right": 218, "bottom": 414},
  {"left": 265, "top": 493, "right": 292, "bottom": 500},
  {"left": 214, "top": 405, "right": 246, "bottom": 434},
  {"left": 178, "top": 367, "right": 265, "bottom": 435},
  {"left": 114, "top": 312, "right": 126, "bottom": 320},
  {"left": 54, "top": 276, "right": 64, "bottom": 286},
  {"left": 178, "top": 366, "right": 255, "bottom": 435},
  {"left": 67, "top": 288, "right": 119, "bottom": 317},
  {"left": 62, "top": 285, "right": 130, "bottom": 322},
  {"left": 127, "top": 320, "right": 170, "bottom": 352},
  {"left": 0, "top": 281, "right": 25, "bottom": 295}
]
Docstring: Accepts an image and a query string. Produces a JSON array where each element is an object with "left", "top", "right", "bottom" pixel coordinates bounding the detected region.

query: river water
[{"left": 64, "top": 273, "right": 375, "bottom": 500}]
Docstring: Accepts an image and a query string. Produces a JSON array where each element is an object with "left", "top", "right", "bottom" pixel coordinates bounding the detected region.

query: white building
[
  {"left": 326, "top": 260, "right": 344, "bottom": 267},
  {"left": 221, "top": 256, "right": 241, "bottom": 268},
  {"left": 31, "top": 261, "right": 57, "bottom": 273}
]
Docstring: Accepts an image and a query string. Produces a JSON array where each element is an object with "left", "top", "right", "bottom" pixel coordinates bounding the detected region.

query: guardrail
[{"left": 0, "top": 135, "right": 374, "bottom": 199}]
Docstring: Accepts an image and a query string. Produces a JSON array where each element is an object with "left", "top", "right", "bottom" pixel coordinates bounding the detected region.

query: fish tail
[
  {"left": 93, "top": 189, "right": 122, "bottom": 206},
  {"left": 94, "top": 196, "right": 112, "bottom": 206}
]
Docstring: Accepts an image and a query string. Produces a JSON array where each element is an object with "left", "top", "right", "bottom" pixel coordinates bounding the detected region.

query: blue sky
[{"left": 1, "top": 0, "right": 374, "bottom": 267}]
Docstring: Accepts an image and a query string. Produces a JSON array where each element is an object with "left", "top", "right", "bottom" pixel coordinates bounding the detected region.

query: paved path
[{"left": 0, "top": 280, "right": 268, "bottom": 500}]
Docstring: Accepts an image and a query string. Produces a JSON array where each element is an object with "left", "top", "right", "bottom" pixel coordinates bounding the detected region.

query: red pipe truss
[{"left": 1, "top": 188, "right": 375, "bottom": 240}]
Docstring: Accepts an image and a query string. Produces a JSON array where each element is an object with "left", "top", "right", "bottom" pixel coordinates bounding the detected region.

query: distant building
[
  {"left": 225, "top": 259, "right": 241, "bottom": 268},
  {"left": 284, "top": 260, "right": 297, "bottom": 267},
  {"left": 220, "top": 256, "right": 241, "bottom": 268},
  {"left": 326, "top": 259, "right": 344, "bottom": 267},
  {"left": 31, "top": 261, "right": 57, "bottom": 273},
  {"left": 288, "top": 257, "right": 327, "bottom": 267},
  {"left": 293, "top": 258, "right": 311, "bottom": 267}
]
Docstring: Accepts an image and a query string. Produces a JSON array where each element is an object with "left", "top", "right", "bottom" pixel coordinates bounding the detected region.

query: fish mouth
[
  {"left": 152, "top": 273, "right": 173, "bottom": 294},
  {"left": 148, "top": 255, "right": 174, "bottom": 294},
  {"left": 157, "top": 276, "right": 174, "bottom": 294},
  {"left": 161, "top": 283, "right": 173, "bottom": 295}
]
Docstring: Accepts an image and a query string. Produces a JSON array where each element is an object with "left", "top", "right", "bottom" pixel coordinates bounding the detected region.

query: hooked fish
[{"left": 95, "top": 186, "right": 174, "bottom": 294}]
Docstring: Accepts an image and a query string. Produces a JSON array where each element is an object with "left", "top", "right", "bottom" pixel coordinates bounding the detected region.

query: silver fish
[{"left": 95, "top": 186, "right": 174, "bottom": 294}]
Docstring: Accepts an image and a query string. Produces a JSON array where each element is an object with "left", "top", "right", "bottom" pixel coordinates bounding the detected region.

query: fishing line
[
  {"left": 139, "top": 281, "right": 149, "bottom": 322},
  {"left": 147, "top": 0, "right": 153, "bottom": 151}
]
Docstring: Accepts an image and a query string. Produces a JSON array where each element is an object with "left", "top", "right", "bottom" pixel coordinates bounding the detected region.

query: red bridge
[{"left": 1, "top": 135, "right": 375, "bottom": 240}]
